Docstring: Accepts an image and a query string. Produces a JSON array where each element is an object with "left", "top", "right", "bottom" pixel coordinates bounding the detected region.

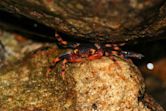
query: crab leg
[
  {"left": 55, "top": 33, "right": 80, "bottom": 49},
  {"left": 51, "top": 52, "right": 84, "bottom": 78},
  {"left": 46, "top": 53, "right": 68, "bottom": 77},
  {"left": 105, "top": 43, "right": 143, "bottom": 59},
  {"left": 121, "top": 51, "right": 144, "bottom": 59},
  {"left": 46, "top": 57, "right": 60, "bottom": 77}
]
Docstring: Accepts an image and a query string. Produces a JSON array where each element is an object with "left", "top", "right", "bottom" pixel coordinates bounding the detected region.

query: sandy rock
[
  {"left": 0, "top": 47, "right": 164, "bottom": 111},
  {"left": 68, "top": 57, "right": 148, "bottom": 111}
]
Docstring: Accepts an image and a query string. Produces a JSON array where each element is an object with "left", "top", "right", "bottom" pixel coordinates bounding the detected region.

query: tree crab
[{"left": 47, "top": 33, "right": 143, "bottom": 79}]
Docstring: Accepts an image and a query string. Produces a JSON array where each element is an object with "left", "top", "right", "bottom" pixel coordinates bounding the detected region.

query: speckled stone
[
  {"left": 0, "top": 47, "right": 164, "bottom": 111},
  {"left": 67, "top": 57, "right": 163, "bottom": 111}
]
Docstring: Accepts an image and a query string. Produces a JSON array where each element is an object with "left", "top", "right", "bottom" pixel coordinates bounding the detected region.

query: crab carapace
[{"left": 47, "top": 33, "right": 143, "bottom": 79}]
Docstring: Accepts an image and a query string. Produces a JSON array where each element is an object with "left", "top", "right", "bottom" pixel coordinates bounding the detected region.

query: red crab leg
[
  {"left": 57, "top": 53, "right": 84, "bottom": 78},
  {"left": 109, "top": 44, "right": 144, "bottom": 59},
  {"left": 52, "top": 57, "right": 61, "bottom": 63},
  {"left": 46, "top": 53, "right": 65, "bottom": 77},
  {"left": 46, "top": 57, "right": 61, "bottom": 77},
  {"left": 55, "top": 33, "right": 80, "bottom": 49},
  {"left": 61, "top": 54, "right": 85, "bottom": 79}
]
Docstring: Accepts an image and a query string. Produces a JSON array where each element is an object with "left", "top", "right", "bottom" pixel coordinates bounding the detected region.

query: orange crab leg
[{"left": 61, "top": 54, "right": 84, "bottom": 79}]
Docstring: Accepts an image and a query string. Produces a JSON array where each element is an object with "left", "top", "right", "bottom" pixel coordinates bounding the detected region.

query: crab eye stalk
[
  {"left": 74, "top": 49, "right": 79, "bottom": 54},
  {"left": 90, "top": 49, "right": 96, "bottom": 55}
]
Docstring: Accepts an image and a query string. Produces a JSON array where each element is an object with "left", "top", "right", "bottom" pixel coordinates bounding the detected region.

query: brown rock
[
  {"left": 0, "top": 0, "right": 166, "bottom": 42},
  {"left": 69, "top": 57, "right": 163, "bottom": 111},
  {"left": 0, "top": 47, "right": 164, "bottom": 111}
]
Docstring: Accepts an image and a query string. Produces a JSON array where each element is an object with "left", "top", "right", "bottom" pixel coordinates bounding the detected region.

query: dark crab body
[{"left": 47, "top": 33, "right": 143, "bottom": 79}]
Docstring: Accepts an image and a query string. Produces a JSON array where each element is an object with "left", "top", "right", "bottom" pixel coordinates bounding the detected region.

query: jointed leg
[
  {"left": 105, "top": 43, "right": 143, "bottom": 59},
  {"left": 55, "top": 33, "right": 80, "bottom": 49},
  {"left": 60, "top": 54, "right": 84, "bottom": 79},
  {"left": 121, "top": 51, "right": 144, "bottom": 59},
  {"left": 46, "top": 53, "right": 67, "bottom": 77},
  {"left": 47, "top": 52, "right": 84, "bottom": 79}
]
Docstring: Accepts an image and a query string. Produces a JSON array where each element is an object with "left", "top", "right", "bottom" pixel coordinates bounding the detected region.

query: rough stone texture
[
  {"left": 70, "top": 57, "right": 163, "bottom": 111},
  {"left": 72, "top": 57, "right": 146, "bottom": 111},
  {"left": 0, "top": 47, "right": 164, "bottom": 111},
  {"left": 0, "top": 0, "right": 166, "bottom": 43},
  {"left": 0, "top": 47, "right": 76, "bottom": 111}
]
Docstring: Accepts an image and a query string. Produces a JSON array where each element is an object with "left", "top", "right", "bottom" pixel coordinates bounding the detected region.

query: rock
[
  {"left": 0, "top": 0, "right": 166, "bottom": 43},
  {"left": 70, "top": 57, "right": 163, "bottom": 111},
  {"left": 0, "top": 47, "right": 76, "bottom": 111},
  {"left": 0, "top": 47, "right": 164, "bottom": 111}
]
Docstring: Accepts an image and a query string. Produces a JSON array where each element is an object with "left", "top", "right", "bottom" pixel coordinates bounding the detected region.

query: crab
[{"left": 47, "top": 33, "right": 143, "bottom": 79}]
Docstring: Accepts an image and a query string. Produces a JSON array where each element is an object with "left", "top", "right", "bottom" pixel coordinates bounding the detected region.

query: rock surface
[
  {"left": 0, "top": 0, "right": 166, "bottom": 42},
  {"left": 0, "top": 47, "right": 164, "bottom": 111}
]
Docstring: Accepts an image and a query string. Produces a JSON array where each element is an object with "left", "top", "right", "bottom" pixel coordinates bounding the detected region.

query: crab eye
[
  {"left": 74, "top": 49, "right": 79, "bottom": 54},
  {"left": 94, "top": 43, "right": 101, "bottom": 49},
  {"left": 105, "top": 44, "right": 112, "bottom": 47},
  {"left": 90, "top": 49, "right": 96, "bottom": 54}
]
